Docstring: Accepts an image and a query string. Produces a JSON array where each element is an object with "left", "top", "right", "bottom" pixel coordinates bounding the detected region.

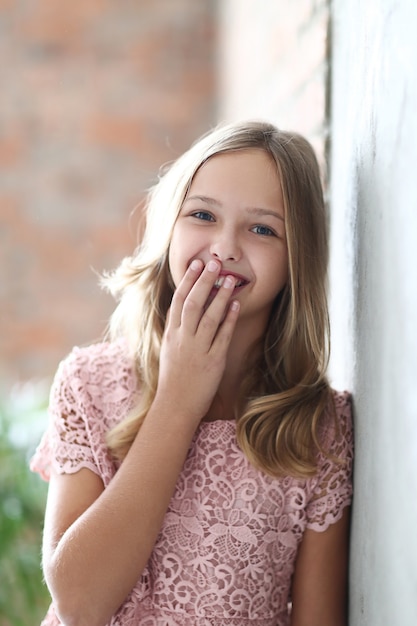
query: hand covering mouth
[{"left": 213, "top": 275, "right": 249, "bottom": 289}]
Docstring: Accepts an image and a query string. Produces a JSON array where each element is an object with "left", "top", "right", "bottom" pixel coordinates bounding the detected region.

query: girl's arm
[
  {"left": 42, "top": 260, "right": 239, "bottom": 626},
  {"left": 290, "top": 506, "right": 351, "bottom": 626}
]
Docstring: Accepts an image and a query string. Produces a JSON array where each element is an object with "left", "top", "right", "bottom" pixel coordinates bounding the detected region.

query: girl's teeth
[{"left": 214, "top": 276, "right": 245, "bottom": 289}]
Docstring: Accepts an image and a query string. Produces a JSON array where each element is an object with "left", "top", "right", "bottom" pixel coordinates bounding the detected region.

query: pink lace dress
[{"left": 31, "top": 341, "right": 353, "bottom": 626}]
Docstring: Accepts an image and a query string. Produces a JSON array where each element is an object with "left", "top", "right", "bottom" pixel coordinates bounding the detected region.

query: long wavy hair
[{"left": 102, "top": 120, "right": 334, "bottom": 478}]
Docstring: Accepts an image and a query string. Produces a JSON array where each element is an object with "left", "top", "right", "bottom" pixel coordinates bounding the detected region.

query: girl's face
[{"left": 168, "top": 148, "right": 288, "bottom": 337}]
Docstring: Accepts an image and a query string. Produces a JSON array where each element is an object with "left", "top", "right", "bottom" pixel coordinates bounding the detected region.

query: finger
[
  {"left": 210, "top": 298, "right": 240, "bottom": 353},
  {"left": 169, "top": 259, "right": 204, "bottom": 328},
  {"left": 180, "top": 260, "right": 223, "bottom": 331},
  {"left": 195, "top": 274, "right": 237, "bottom": 342}
]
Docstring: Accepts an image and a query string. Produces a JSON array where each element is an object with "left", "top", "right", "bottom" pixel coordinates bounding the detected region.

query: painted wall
[{"left": 328, "top": 0, "right": 417, "bottom": 623}]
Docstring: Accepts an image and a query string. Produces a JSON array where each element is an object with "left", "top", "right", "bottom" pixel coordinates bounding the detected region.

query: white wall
[{"left": 328, "top": 1, "right": 417, "bottom": 623}]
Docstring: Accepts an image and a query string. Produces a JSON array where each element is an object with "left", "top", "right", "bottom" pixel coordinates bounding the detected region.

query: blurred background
[{"left": 2, "top": 0, "right": 417, "bottom": 625}]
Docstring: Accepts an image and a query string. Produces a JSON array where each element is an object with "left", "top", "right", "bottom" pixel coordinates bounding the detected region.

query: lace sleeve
[
  {"left": 30, "top": 347, "right": 102, "bottom": 481},
  {"left": 305, "top": 391, "right": 354, "bottom": 532}
]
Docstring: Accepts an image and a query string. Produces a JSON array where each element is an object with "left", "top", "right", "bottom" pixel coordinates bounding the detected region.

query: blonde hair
[{"left": 102, "top": 120, "right": 333, "bottom": 477}]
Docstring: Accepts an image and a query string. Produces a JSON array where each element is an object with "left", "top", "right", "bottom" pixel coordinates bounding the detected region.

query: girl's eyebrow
[
  {"left": 184, "top": 195, "right": 284, "bottom": 222},
  {"left": 250, "top": 207, "right": 285, "bottom": 222},
  {"left": 184, "top": 194, "right": 222, "bottom": 207}
]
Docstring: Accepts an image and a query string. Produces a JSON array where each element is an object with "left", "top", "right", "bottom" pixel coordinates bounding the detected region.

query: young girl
[{"left": 31, "top": 120, "right": 353, "bottom": 626}]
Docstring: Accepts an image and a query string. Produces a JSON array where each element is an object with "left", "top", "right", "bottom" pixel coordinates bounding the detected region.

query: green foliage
[{"left": 0, "top": 382, "right": 51, "bottom": 625}]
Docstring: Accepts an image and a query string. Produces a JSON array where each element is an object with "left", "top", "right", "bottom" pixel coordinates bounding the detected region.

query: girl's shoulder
[
  {"left": 57, "top": 339, "right": 136, "bottom": 386},
  {"left": 51, "top": 339, "right": 139, "bottom": 415},
  {"left": 305, "top": 390, "right": 354, "bottom": 531},
  {"left": 329, "top": 388, "right": 352, "bottom": 431},
  {"left": 319, "top": 388, "right": 352, "bottom": 428},
  {"left": 319, "top": 388, "right": 353, "bottom": 463},
  {"left": 331, "top": 388, "right": 352, "bottom": 414},
  {"left": 31, "top": 340, "right": 138, "bottom": 481},
  {"left": 61, "top": 338, "right": 133, "bottom": 371}
]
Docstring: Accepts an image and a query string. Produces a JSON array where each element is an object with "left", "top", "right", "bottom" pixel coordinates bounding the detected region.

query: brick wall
[{"left": 0, "top": 0, "right": 217, "bottom": 384}]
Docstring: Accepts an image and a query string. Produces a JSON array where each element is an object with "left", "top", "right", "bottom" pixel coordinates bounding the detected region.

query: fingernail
[
  {"left": 231, "top": 300, "right": 240, "bottom": 312},
  {"left": 207, "top": 260, "right": 218, "bottom": 272},
  {"left": 190, "top": 259, "right": 201, "bottom": 271},
  {"left": 224, "top": 276, "right": 235, "bottom": 289}
]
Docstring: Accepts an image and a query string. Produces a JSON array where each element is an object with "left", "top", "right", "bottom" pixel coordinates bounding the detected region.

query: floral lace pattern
[{"left": 31, "top": 342, "right": 353, "bottom": 626}]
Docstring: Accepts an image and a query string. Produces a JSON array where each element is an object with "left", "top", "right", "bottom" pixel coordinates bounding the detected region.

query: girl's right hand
[{"left": 155, "top": 259, "right": 240, "bottom": 424}]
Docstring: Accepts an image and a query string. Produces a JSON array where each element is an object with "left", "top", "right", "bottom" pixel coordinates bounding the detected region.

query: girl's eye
[
  {"left": 192, "top": 211, "right": 214, "bottom": 222},
  {"left": 251, "top": 224, "right": 276, "bottom": 237}
]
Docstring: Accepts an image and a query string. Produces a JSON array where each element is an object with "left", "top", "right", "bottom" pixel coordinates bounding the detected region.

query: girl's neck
[
  {"left": 202, "top": 327, "right": 263, "bottom": 423},
  {"left": 225, "top": 319, "right": 264, "bottom": 375}
]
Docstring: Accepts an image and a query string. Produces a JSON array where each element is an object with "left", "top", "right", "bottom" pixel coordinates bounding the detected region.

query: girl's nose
[{"left": 209, "top": 231, "right": 241, "bottom": 262}]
